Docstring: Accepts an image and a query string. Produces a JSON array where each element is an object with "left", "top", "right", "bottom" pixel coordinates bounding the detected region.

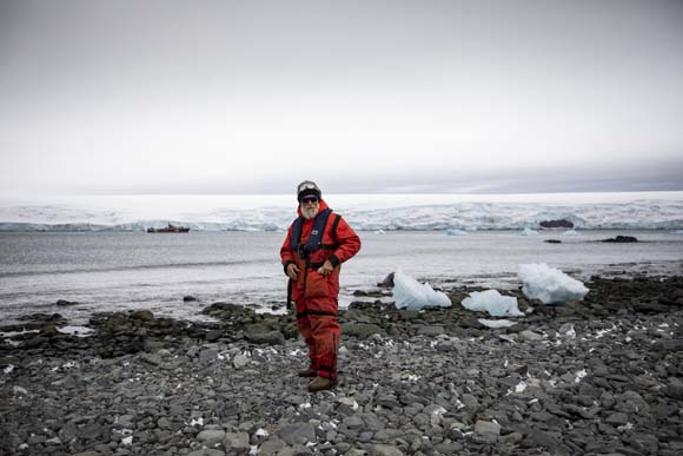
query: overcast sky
[{"left": 1, "top": 0, "right": 682, "bottom": 195}]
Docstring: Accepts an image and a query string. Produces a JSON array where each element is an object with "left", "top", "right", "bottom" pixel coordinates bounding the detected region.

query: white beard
[{"left": 301, "top": 205, "right": 319, "bottom": 220}]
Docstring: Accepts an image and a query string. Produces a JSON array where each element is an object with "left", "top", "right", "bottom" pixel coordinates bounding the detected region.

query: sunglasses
[{"left": 301, "top": 196, "right": 319, "bottom": 204}]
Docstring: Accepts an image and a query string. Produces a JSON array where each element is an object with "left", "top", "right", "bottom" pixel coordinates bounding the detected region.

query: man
[{"left": 280, "top": 181, "right": 361, "bottom": 392}]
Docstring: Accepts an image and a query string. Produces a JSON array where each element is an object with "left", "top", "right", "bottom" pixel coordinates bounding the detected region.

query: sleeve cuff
[{"left": 328, "top": 255, "right": 341, "bottom": 267}]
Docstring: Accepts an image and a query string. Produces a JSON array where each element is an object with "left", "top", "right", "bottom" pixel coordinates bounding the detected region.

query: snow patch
[
  {"left": 190, "top": 417, "right": 204, "bottom": 426},
  {"left": 574, "top": 369, "right": 588, "bottom": 383},
  {"left": 518, "top": 263, "right": 589, "bottom": 304}
]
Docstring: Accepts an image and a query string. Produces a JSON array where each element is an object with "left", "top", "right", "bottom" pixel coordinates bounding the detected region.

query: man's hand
[
  {"left": 286, "top": 263, "right": 300, "bottom": 280},
  {"left": 317, "top": 260, "right": 334, "bottom": 276}
]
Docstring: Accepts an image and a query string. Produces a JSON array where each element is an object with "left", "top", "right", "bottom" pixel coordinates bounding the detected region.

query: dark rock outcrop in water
[
  {"left": 539, "top": 219, "right": 574, "bottom": 229},
  {"left": 544, "top": 239, "right": 562, "bottom": 244},
  {"left": 602, "top": 235, "right": 638, "bottom": 243},
  {"left": 2, "top": 275, "right": 683, "bottom": 455}
]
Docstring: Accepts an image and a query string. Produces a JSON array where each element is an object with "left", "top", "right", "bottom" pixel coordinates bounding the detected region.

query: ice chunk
[
  {"left": 562, "top": 229, "right": 579, "bottom": 236},
  {"left": 461, "top": 290, "right": 524, "bottom": 317},
  {"left": 478, "top": 319, "right": 518, "bottom": 329},
  {"left": 521, "top": 227, "right": 539, "bottom": 236},
  {"left": 446, "top": 228, "right": 466, "bottom": 236},
  {"left": 57, "top": 326, "right": 94, "bottom": 337},
  {"left": 518, "top": 263, "right": 589, "bottom": 304},
  {"left": 392, "top": 270, "right": 451, "bottom": 310}
]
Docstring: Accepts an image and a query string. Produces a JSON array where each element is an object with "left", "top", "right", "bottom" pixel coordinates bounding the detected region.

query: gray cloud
[{"left": 1, "top": 0, "right": 682, "bottom": 195}]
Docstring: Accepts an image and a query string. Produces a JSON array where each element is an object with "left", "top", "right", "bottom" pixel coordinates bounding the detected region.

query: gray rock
[
  {"left": 140, "top": 353, "right": 161, "bottom": 366},
  {"left": 605, "top": 412, "right": 629, "bottom": 425},
  {"left": 278, "top": 422, "right": 316, "bottom": 446},
  {"left": 187, "top": 449, "right": 226, "bottom": 456},
  {"left": 460, "top": 393, "right": 479, "bottom": 410},
  {"left": 206, "top": 330, "right": 223, "bottom": 342},
  {"left": 416, "top": 325, "right": 445, "bottom": 337},
  {"left": 223, "top": 432, "right": 250, "bottom": 455},
  {"left": 370, "top": 444, "right": 405, "bottom": 456},
  {"left": 259, "top": 437, "right": 286, "bottom": 455},
  {"left": 341, "top": 322, "right": 386, "bottom": 338},
  {"left": 664, "top": 383, "right": 683, "bottom": 400},
  {"left": 278, "top": 445, "right": 313, "bottom": 456},
  {"left": 117, "top": 414, "right": 136, "bottom": 429},
  {"left": 197, "top": 429, "right": 226, "bottom": 445},
  {"left": 59, "top": 421, "right": 78, "bottom": 442},
  {"left": 245, "top": 330, "right": 285, "bottom": 345},
  {"left": 157, "top": 417, "right": 172, "bottom": 429},
  {"left": 520, "top": 330, "right": 543, "bottom": 342},
  {"left": 199, "top": 348, "right": 219, "bottom": 364},
  {"left": 233, "top": 353, "right": 250, "bottom": 368},
  {"left": 474, "top": 420, "right": 501, "bottom": 443},
  {"left": 522, "top": 428, "right": 563, "bottom": 452},
  {"left": 615, "top": 390, "right": 650, "bottom": 414},
  {"left": 343, "top": 415, "right": 364, "bottom": 429}
]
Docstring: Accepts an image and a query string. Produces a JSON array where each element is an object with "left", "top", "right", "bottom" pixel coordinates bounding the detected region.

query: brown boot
[
  {"left": 297, "top": 368, "right": 317, "bottom": 378},
  {"left": 307, "top": 376, "right": 335, "bottom": 392}
]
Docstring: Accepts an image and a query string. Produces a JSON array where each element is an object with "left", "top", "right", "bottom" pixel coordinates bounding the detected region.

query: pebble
[{"left": 2, "top": 275, "right": 683, "bottom": 456}]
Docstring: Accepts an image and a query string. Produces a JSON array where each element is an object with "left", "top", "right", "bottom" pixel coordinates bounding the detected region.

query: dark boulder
[
  {"left": 183, "top": 296, "right": 198, "bottom": 302},
  {"left": 244, "top": 330, "right": 285, "bottom": 345},
  {"left": 341, "top": 322, "right": 386, "bottom": 338},
  {"left": 602, "top": 235, "right": 638, "bottom": 243},
  {"left": 377, "top": 272, "right": 395, "bottom": 288},
  {"left": 544, "top": 239, "right": 562, "bottom": 244},
  {"left": 56, "top": 299, "right": 78, "bottom": 306},
  {"left": 130, "top": 310, "right": 154, "bottom": 321}
]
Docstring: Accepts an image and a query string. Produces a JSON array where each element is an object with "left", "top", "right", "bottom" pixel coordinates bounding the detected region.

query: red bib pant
[{"left": 280, "top": 200, "right": 361, "bottom": 380}]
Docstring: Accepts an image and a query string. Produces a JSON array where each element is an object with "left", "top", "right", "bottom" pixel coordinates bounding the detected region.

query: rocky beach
[{"left": 1, "top": 274, "right": 683, "bottom": 456}]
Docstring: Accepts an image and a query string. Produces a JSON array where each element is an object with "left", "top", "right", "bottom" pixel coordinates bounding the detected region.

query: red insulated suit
[{"left": 280, "top": 199, "right": 361, "bottom": 380}]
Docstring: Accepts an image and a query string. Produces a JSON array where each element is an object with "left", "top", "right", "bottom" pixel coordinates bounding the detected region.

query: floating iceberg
[
  {"left": 562, "top": 229, "right": 579, "bottom": 236},
  {"left": 461, "top": 290, "right": 524, "bottom": 317},
  {"left": 392, "top": 270, "right": 452, "bottom": 310},
  {"left": 521, "top": 227, "right": 539, "bottom": 236},
  {"left": 518, "top": 263, "right": 589, "bottom": 305},
  {"left": 446, "top": 228, "right": 466, "bottom": 236}
]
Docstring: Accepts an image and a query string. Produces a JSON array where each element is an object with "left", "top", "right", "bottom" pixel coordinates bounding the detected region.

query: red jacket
[{"left": 280, "top": 199, "right": 361, "bottom": 301}]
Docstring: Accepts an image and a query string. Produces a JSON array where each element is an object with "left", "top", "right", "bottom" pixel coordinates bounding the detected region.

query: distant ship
[{"left": 147, "top": 223, "right": 190, "bottom": 233}]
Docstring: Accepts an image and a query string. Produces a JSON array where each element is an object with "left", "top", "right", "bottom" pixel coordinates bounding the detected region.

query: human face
[{"left": 300, "top": 197, "right": 320, "bottom": 220}]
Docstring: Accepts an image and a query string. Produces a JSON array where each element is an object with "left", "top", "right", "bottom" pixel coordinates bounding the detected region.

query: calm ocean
[{"left": 1, "top": 229, "right": 682, "bottom": 325}]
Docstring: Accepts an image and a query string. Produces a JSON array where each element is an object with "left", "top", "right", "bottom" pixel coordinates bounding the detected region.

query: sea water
[
  {"left": 1, "top": 229, "right": 681, "bottom": 325},
  {"left": 0, "top": 192, "right": 682, "bottom": 324}
]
